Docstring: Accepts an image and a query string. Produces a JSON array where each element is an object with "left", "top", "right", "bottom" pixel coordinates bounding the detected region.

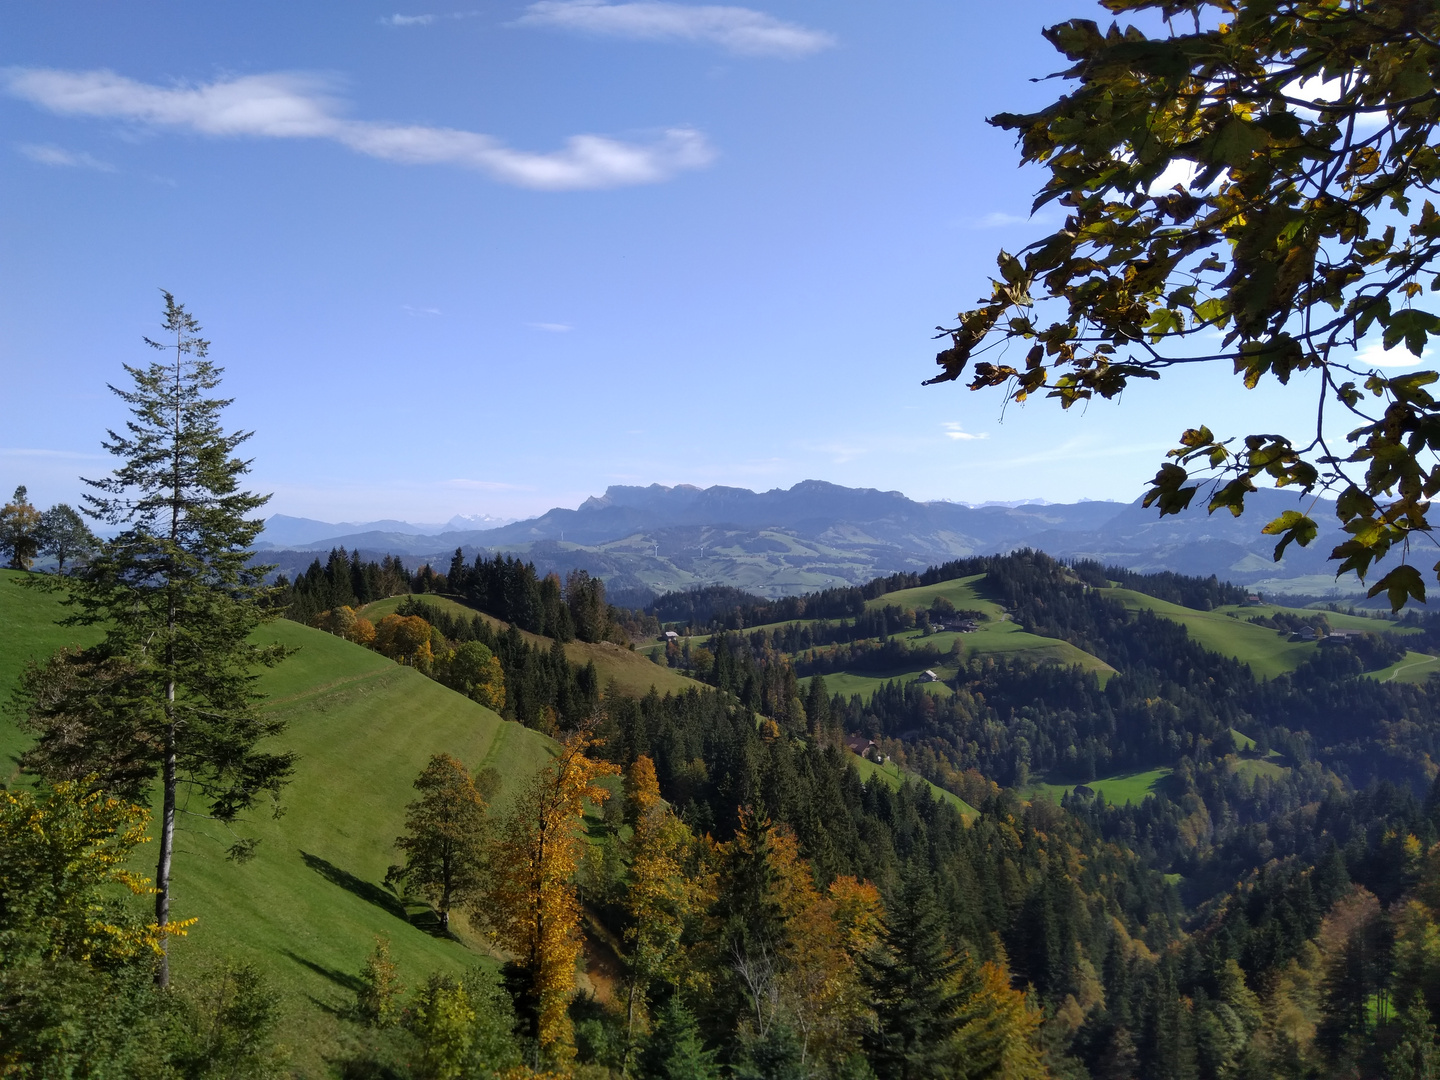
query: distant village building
[
  {"left": 1243, "top": 594, "right": 1262, "bottom": 606},
  {"left": 917, "top": 670, "right": 941, "bottom": 683},
  {"left": 1289, "top": 626, "right": 1319, "bottom": 642},
  {"left": 941, "top": 618, "right": 980, "bottom": 633},
  {"left": 662, "top": 630, "right": 680, "bottom": 642},
  {"left": 1072, "top": 784, "right": 1095, "bottom": 798},
  {"left": 845, "top": 734, "right": 878, "bottom": 759}
]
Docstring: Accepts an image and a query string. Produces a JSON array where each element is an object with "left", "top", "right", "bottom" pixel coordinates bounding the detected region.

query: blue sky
[{"left": 0, "top": 1, "right": 1355, "bottom": 522}]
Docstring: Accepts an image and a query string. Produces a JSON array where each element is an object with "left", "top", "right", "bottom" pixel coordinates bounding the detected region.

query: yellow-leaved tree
[
  {"left": 479, "top": 733, "right": 618, "bottom": 1068},
  {"left": 620, "top": 755, "right": 709, "bottom": 1063}
]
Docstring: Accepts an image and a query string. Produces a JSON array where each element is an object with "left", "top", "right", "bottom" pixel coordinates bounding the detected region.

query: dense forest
[{"left": 246, "top": 545, "right": 1440, "bottom": 1077}]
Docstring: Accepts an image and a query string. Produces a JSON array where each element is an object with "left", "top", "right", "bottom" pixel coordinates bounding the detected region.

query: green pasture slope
[
  {"left": 0, "top": 574, "right": 558, "bottom": 1075},
  {"left": 362, "top": 593, "right": 706, "bottom": 697},
  {"left": 847, "top": 751, "right": 978, "bottom": 819},
  {"left": 1104, "top": 588, "right": 1425, "bottom": 679},
  {"left": 1027, "top": 768, "right": 1172, "bottom": 807},
  {"left": 872, "top": 576, "right": 1115, "bottom": 682}
]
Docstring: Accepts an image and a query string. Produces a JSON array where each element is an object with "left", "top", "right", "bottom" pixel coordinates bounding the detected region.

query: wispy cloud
[
  {"left": 514, "top": 1, "right": 835, "bottom": 57},
  {"left": 527, "top": 321, "right": 573, "bottom": 332},
  {"left": 402, "top": 304, "right": 442, "bottom": 317},
  {"left": 3, "top": 67, "right": 716, "bottom": 191},
  {"left": 380, "top": 11, "right": 480, "bottom": 27},
  {"left": 17, "top": 142, "right": 114, "bottom": 171},
  {"left": 974, "top": 211, "right": 1029, "bottom": 229},
  {"left": 943, "top": 422, "right": 987, "bottom": 441}
]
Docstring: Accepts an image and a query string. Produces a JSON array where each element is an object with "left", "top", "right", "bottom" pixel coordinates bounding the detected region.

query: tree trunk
[{"left": 155, "top": 708, "right": 176, "bottom": 987}]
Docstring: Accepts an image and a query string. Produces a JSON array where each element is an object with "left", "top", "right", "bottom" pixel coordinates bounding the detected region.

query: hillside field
[
  {"left": 360, "top": 593, "right": 706, "bottom": 696},
  {"left": 1026, "top": 768, "right": 1173, "bottom": 807},
  {"left": 0, "top": 575, "right": 558, "bottom": 1076},
  {"left": 847, "top": 750, "right": 978, "bottom": 819},
  {"left": 1106, "top": 588, "right": 1424, "bottom": 679}
]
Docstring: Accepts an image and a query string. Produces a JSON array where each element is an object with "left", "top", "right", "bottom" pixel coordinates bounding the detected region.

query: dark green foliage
[
  {"left": 640, "top": 996, "right": 719, "bottom": 1080},
  {"left": 14, "top": 294, "right": 292, "bottom": 985},
  {"left": 395, "top": 597, "right": 601, "bottom": 730},
  {"left": 35, "top": 502, "right": 95, "bottom": 574},
  {"left": 861, "top": 869, "right": 964, "bottom": 1080},
  {"left": 732, "top": 1023, "right": 806, "bottom": 1080}
]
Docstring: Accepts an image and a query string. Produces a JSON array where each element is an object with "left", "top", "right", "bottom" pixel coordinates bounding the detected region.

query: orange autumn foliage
[{"left": 374, "top": 614, "right": 434, "bottom": 669}]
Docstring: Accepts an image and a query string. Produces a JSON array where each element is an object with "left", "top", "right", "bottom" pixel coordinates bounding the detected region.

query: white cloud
[
  {"left": 1286, "top": 75, "right": 1386, "bottom": 133},
  {"left": 943, "top": 422, "right": 987, "bottom": 441},
  {"left": 3, "top": 67, "right": 716, "bottom": 191},
  {"left": 380, "top": 11, "right": 480, "bottom": 26},
  {"left": 17, "top": 142, "right": 114, "bottom": 171},
  {"left": 514, "top": 1, "right": 835, "bottom": 57},
  {"left": 402, "top": 304, "right": 442, "bottom": 316},
  {"left": 1354, "top": 339, "right": 1432, "bottom": 369},
  {"left": 527, "top": 321, "right": 573, "bottom": 332}
]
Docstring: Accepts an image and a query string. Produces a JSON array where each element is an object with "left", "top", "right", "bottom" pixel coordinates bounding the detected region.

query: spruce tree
[
  {"left": 16, "top": 294, "right": 292, "bottom": 986},
  {"left": 861, "top": 866, "right": 964, "bottom": 1080},
  {"left": 640, "top": 996, "right": 718, "bottom": 1080}
]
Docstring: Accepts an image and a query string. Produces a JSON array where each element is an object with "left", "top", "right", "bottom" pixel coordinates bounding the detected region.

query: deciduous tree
[
  {"left": 386, "top": 754, "right": 489, "bottom": 933},
  {"left": 375, "top": 613, "right": 435, "bottom": 669},
  {"left": 35, "top": 503, "right": 96, "bottom": 574},
  {"left": 619, "top": 755, "right": 705, "bottom": 1060},
  {"left": 444, "top": 640, "right": 506, "bottom": 712},
  {"left": 15, "top": 294, "right": 291, "bottom": 986},
  {"left": 0, "top": 485, "right": 40, "bottom": 570},
  {"left": 479, "top": 733, "right": 618, "bottom": 1067},
  {"left": 930, "top": 0, "right": 1440, "bottom": 608}
]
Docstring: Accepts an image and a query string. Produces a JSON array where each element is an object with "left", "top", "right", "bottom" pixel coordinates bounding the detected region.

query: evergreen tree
[
  {"left": 640, "top": 996, "right": 719, "bottom": 1080},
  {"left": 15, "top": 295, "right": 291, "bottom": 986},
  {"left": 861, "top": 867, "right": 964, "bottom": 1080}
]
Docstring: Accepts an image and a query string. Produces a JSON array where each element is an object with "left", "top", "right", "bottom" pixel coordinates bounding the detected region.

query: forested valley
[{"left": 120, "top": 537, "right": 1438, "bottom": 1079}]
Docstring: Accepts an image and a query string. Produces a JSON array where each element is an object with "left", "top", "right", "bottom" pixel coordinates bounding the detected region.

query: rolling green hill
[
  {"left": 360, "top": 593, "right": 706, "bottom": 697},
  {"left": 0, "top": 573, "right": 559, "bottom": 1076},
  {"left": 1104, "top": 588, "right": 1423, "bottom": 679}
]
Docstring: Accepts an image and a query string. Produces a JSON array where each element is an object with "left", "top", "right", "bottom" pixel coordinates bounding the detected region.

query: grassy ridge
[
  {"left": 1103, "top": 588, "right": 1320, "bottom": 678},
  {"left": 1105, "top": 588, "right": 1425, "bottom": 679},
  {"left": 360, "top": 593, "right": 706, "bottom": 697}
]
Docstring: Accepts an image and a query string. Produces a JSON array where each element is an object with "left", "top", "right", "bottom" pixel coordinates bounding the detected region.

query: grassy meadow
[
  {"left": 1026, "top": 768, "right": 1173, "bottom": 807},
  {"left": 0, "top": 574, "right": 562, "bottom": 1076}
]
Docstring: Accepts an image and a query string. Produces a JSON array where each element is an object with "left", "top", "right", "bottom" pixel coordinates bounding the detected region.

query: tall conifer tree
[{"left": 17, "top": 294, "right": 291, "bottom": 986}]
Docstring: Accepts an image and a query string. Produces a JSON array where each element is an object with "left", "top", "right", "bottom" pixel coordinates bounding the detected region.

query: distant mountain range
[
  {"left": 259, "top": 513, "right": 515, "bottom": 549},
  {"left": 260, "top": 481, "right": 1372, "bottom": 601}
]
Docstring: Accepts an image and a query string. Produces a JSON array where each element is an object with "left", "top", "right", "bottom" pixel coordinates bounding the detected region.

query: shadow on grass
[
  {"left": 282, "top": 949, "right": 363, "bottom": 1002},
  {"left": 300, "top": 851, "right": 408, "bottom": 921}
]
